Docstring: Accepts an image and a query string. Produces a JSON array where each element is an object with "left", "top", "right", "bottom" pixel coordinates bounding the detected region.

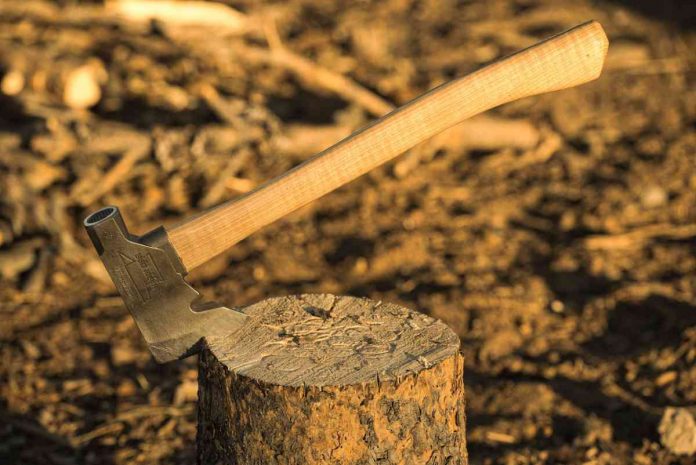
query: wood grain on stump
[{"left": 198, "top": 294, "right": 467, "bottom": 465}]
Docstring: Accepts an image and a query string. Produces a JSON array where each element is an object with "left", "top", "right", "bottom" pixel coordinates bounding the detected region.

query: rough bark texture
[{"left": 197, "top": 294, "right": 467, "bottom": 465}]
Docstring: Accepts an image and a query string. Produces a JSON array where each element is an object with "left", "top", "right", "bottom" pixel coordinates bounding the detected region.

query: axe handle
[{"left": 168, "top": 21, "right": 608, "bottom": 272}]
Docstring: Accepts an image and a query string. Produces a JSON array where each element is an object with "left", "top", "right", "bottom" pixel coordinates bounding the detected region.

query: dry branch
[
  {"left": 106, "top": 0, "right": 250, "bottom": 34},
  {"left": 583, "top": 223, "right": 696, "bottom": 250}
]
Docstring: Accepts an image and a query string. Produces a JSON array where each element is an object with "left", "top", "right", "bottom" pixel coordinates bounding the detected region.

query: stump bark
[{"left": 197, "top": 294, "right": 467, "bottom": 465}]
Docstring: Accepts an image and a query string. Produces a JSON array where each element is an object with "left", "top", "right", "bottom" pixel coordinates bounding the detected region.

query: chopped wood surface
[{"left": 206, "top": 294, "right": 460, "bottom": 386}]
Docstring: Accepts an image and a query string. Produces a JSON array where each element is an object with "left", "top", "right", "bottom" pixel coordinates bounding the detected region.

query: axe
[{"left": 84, "top": 21, "right": 608, "bottom": 362}]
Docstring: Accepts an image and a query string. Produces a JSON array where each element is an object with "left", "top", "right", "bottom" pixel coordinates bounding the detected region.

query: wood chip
[{"left": 63, "top": 61, "right": 106, "bottom": 110}]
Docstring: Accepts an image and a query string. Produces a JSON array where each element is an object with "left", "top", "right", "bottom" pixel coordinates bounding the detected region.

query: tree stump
[{"left": 198, "top": 294, "right": 467, "bottom": 465}]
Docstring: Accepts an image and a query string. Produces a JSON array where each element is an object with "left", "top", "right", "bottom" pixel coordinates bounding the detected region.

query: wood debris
[
  {"left": 107, "top": 0, "right": 251, "bottom": 34},
  {"left": 0, "top": 1, "right": 693, "bottom": 464}
]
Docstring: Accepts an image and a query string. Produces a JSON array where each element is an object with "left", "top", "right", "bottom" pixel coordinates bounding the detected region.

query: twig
[
  {"left": 72, "top": 422, "right": 124, "bottom": 446},
  {"left": 236, "top": 44, "right": 393, "bottom": 117},
  {"left": 106, "top": 0, "right": 250, "bottom": 34},
  {"left": 71, "top": 141, "right": 151, "bottom": 206},
  {"left": 583, "top": 223, "right": 696, "bottom": 250},
  {"left": 199, "top": 149, "right": 253, "bottom": 207},
  {"left": 395, "top": 116, "right": 543, "bottom": 177},
  {"left": 71, "top": 404, "right": 194, "bottom": 447}
]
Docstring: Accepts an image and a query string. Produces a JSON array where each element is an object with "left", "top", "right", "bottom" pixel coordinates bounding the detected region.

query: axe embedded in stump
[{"left": 84, "top": 21, "right": 608, "bottom": 464}]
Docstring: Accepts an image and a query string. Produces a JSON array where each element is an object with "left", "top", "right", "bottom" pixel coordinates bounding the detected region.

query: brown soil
[{"left": 0, "top": 1, "right": 694, "bottom": 464}]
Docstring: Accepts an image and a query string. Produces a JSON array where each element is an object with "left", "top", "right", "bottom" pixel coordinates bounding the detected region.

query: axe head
[{"left": 83, "top": 206, "right": 248, "bottom": 363}]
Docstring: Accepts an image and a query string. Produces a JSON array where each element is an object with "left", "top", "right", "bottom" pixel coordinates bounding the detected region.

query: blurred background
[{"left": 0, "top": 0, "right": 694, "bottom": 464}]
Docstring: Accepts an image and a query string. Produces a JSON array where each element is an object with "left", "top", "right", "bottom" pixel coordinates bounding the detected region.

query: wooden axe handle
[{"left": 168, "top": 21, "right": 608, "bottom": 272}]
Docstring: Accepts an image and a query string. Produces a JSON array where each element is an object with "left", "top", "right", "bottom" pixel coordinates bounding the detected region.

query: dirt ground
[{"left": 0, "top": 0, "right": 694, "bottom": 464}]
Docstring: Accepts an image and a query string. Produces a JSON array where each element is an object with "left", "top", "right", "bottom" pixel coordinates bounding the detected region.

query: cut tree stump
[{"left": 197, "top": 294, "right": 467, "bottom": 465}]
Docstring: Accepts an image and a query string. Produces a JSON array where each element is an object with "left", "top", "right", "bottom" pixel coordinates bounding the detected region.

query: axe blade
[{"left": 84, "top": 206, "right": 248, "bottom": 362}]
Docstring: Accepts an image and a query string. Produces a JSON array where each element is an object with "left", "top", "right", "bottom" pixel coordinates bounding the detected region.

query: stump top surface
[{"left": 206, "top": 294, "right": 460, "bottom": 387}]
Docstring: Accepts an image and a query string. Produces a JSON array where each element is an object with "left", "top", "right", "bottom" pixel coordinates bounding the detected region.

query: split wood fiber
[
  {"left": 168, "top": 21, "right": 608, "bottom": 272},
  {"left": 197, "top": 294, "right": 467, "bottom": 465}
]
